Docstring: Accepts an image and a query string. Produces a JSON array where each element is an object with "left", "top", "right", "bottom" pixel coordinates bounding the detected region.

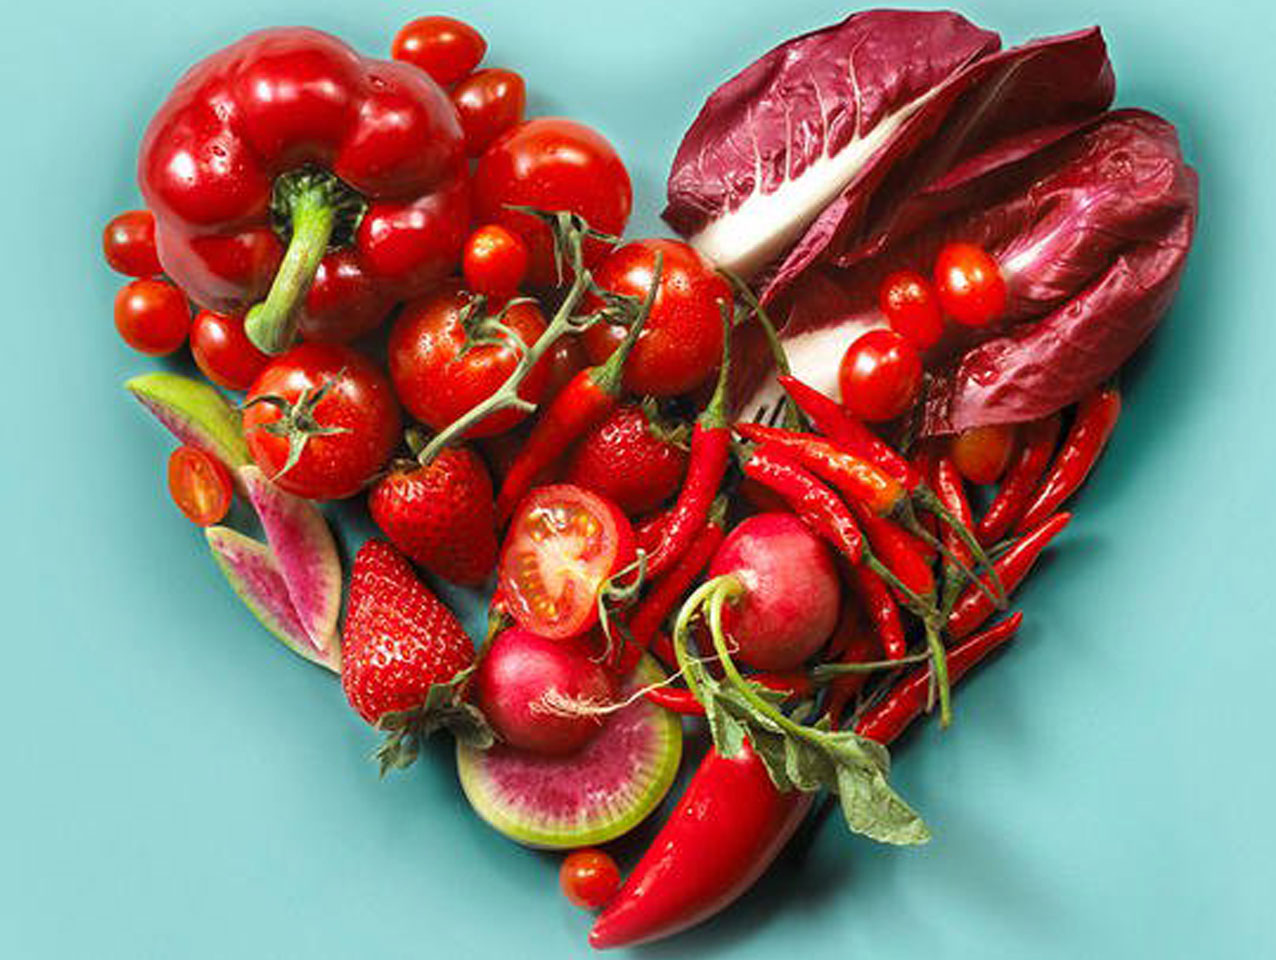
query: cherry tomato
[
  {"left": 389, "top": 282, "right": 550, "bottom": 439},
  {"left": 950, "top": 424, "right": 1017, "bottom": 486},
  {"left": 838, "top": 329, "right": 923, "bottom": 423},
  {"left": 474, "top": 118, "right": 632, "bottom": 288},
  {"left": 114, "top": 278, "right": 190, "bottom": 356},
  {"left": 497, "top": 484, "right": 636, "bottom": 640},
  {"left": 391, "top": 16, "right": 486, "bottom": 85},
  {"left": 879, "top": 269, "right": 944, "bottom": 349},
  {"left": 463, "top": 224, "right": 529, "bottom": 299},
  {"left": 243, "top": 344, "right": 400, "bottom": 501},
  {"left": 581, "top": 239, "right": 730, "bottom": 396},
  {"left": 543, "top": 335, "right": 587, "bottom": 403},
  {"left": 190, "top": 310, "right": 270, "bottom": 391},
  {"left": 451, "top": 68, "right": 526, "bottom": 156},
  {"left": 103, "top": 209, "right": 161, "bottom": 277},
  {"left": 560, "top": 849, "right": 621, "bottom": 911},
  {"left": 934, "top": 242, "right": 1007, "bottom": 327},
  {"left": 167, "top": 446, "right": 233, "bottom": 527}
]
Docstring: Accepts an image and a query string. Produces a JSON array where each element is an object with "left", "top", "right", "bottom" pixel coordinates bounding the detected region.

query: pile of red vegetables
[{"left": 108, "top": 9, "right": 1196, "bottom": 952}]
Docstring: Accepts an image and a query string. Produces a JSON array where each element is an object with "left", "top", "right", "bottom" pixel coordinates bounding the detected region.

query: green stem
[
  {"left": 245, "top": 188, "right": 336, "bottom": 355},
  {"left": 811, "top": 651, "right": 933, "bottom": 681},
  {"left": 923, "top": 618, "right": 952, "bottom": 728},
  {"left": 700, "top": 304, "right": 735, "bottom": 430},
  {"left": 671, "top": 576, "right": 740, "bottom": 707}
]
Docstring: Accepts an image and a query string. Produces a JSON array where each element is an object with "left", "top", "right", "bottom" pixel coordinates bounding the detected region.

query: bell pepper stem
[{"left": 245, "top": 187, "right": 337, "bottom": 355}]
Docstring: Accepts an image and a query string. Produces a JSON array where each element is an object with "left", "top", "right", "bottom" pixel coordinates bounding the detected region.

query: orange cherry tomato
[{"left": 950, "top": 424, "right": 1017, "bottom": 485}]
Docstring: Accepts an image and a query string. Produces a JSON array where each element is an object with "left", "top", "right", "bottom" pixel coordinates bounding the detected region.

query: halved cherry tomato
[
  {"left": 474, "top": 118, "right": 632, "bottom": 288},
  {"left": 391, "top": 16, "right": 486, "bottom": 85},
  {"left": 103, "top": 210, "right": 161, "bottom": 277},
  {"left": 388, "top": 281, "right": 549, "bottom": 438},
  {"left": 582, "top": 238, "right": 731, "bottom": 397},
  {"left": 838, "top": 328, "right": 923, "bottom": 423},
  {"left": 167, "top": 446, "right": 233, "bottom": 526},
  {"left": 190, "top": 310, "right": 270, "bottom": 391},
  {"left": 879, "top": 269, "right": 944, "bottom": 349},
  {"left": 497, "top": 484, "right": 636, "bottom": 640},
  {"left": 114, "top": 278, "right": 190, "bottom": 356},
  {"left": 463, "top": 224, "right": 529, "bottom": 300},
  {"left": 934, "top": 242, "right": 1007, "bottom": 328},
  {"left": 561, "top": 849, "right": 621, "bottom": 911},
  {"left": 950, "top": 424, "right": 1017, "bottom": 485},
  {"left": 451, "top": 68, "right": 526, "bottom": 156}
]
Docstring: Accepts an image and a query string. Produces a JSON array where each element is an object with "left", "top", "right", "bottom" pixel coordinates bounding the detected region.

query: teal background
[{"left": 2, "top": 0, "right": 1270, "bottom": 957}]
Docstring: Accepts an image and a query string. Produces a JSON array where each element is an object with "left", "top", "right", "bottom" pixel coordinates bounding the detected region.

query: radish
[
  {"left": 704, "top": 513, "right": 840, "bottom": 670},
  {"left": 474, "top": 628, "right": 617, "bottom": 756}
]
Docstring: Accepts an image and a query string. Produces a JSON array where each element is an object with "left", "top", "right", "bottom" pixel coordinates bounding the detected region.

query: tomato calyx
[
  {"left": 507, "top": 206, "right": 620, "bottom": 288},
  {"left": 242, "top": 375, "right": 351, "bottom": 483}
]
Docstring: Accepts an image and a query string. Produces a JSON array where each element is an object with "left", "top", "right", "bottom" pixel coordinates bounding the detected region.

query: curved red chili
[
  {"left": 933, "top": 453, "right": 975, "bottom": 575},
  {"left": 848, "top": 499, "right": 936, "bottom": 600},
  {"left": 948, "top": 514, "right": 1071, "bottom": 639},
  {"left": 739, "top": 445, "right": 864, "bottom": 563},
  {"left": 977, "top": 414, "right": 1062, "bottom": 545},
  {"left": 1015, "top": 388, "right": 1121, "bottom": 533},
  {"left": 849, "top": 560, "right": 907, "bottom": 661},
  {"left": 139, "top": 28, "right": 470, "bottom": 353}
]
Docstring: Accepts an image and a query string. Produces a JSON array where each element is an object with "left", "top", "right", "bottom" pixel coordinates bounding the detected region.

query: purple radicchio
[{"left": 663, "top": 9, "right": 1197, "bottom": 433}]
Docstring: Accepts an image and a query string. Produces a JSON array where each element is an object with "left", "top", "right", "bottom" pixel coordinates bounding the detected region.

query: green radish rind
[
  {"left": 456, "top": 657, "right": 683, "bottom": 849},
  {"left": 125, "top": 372, "right": 250, "bottom": 487},
  {"left": 206, "top": 526, "right": 339, "bottom": 673},
  {"left": 238, "top": 465, "right": 342, "bottom": 662}
]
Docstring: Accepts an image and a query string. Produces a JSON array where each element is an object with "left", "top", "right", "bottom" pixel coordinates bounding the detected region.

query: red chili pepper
[
  {"left": 739, "top": 445, "right": 864, "bottom": 563},
  {"left": 648, "top": 630, "right": 677, "bottom": 670},
  {"left": 615, "top": 508, "right": 726, "bottom": 674},
  {"left": 594, "top": 614, "right": 1020, "bottom": 949},
  {"left": 642, "top": 326, "right": 733, "bottom": 578},
  {"left": 826, "top": 616, "right": 884, "bottom": 728},
  {"left": 634, "top": 511, "right": 671, "bottom": 556},
  {"left": 1016, "top": 388, "right": 1121, "bottom": 533},
  {"left": 733, "top": 422, "right": 906, "bottom": 515},
  {"left": 641, "top": 671, "right": 810, "bottom": 716},
  {"left": 778, "top": 375, "right": 919, "bottom": 488},
  {"left": 847, "top": 499, "right": 936, "bottom": 600},
  {"left": 848, "top": 561, "right": 908, "bottom": 661},
  {"left": 933, "top": 453, "right": 975, "bottom": 573},
  {"left": 948, "top": 514, "right": 1071, "bottom": 638},
  {"left": 139, "top": 29, "right": 470, "bottom": 354},
  {"left": 495, "top": 305, "right": 651, "bottom": 523},
  {"left": 856, "top": 613, "right": 1023, "bottom": 743},
  {"left": 977, "top": 414, "right": 1062, "bottom": 545}
]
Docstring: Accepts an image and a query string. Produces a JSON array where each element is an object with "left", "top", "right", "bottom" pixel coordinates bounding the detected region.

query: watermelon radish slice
[
  {"left": 206, "top": 526, "right": 339, "bottom": 672},
  {"left": 126, "top": 372, "right": 250, "bottom": 490},
  {"left": 239, "top": 465, "right": 341, "bottom": 661},
  {"left": 457, "top": 657, "right": 683, "bottom": 849}
]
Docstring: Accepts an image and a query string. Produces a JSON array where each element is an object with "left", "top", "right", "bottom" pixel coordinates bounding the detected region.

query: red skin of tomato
[
  {"left": 243, "top": 343, "right": 400, "bottom": 500},
  {"left": 114, "top": 278, "right": 191, "bottom": 356},
  {"left": 167, "top": 445, "right": 233, "bottom": 526},
  {"left": 388, "top": 281, "right": 549, "bottom": 438},
  {"left": 561, "top": 849, "right": 622, "bottom": 911},
  {"left": 950, "top": 424, "right": 1017, "bottom": 485},
  {"left": 473, "top": 118, "right": 632, "bottom": 288},
  {"left": 103, "top": 210, "right": 161, "bottom": 277},
  {"left": 451, "top": 69, "right": 526, "bottom": 157},
  {"left": 879, "top": 269, "right": 944, "bottom": 349},
  {"left": 581, "top": 239, "right": 731, "bottom": 397},
  {"left": 838, "top": 328, "right": 923, "bottom": 423},
  {"left": 391, "top": 16, "right": 486, "bottom": 85},
  {"left": 934, "top": 242, "right": 1007, "bottom": 328},
  {"left": 463, "top": 224, "right": 529, "bottom": 299},
  {"left": 190, "top": 310, "right": 270, "bottom": 391}
]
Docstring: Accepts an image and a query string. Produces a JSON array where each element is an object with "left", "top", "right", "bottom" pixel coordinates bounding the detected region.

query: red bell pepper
[{"left": 139, "top": 28, "right": 470, "bottom": 353}]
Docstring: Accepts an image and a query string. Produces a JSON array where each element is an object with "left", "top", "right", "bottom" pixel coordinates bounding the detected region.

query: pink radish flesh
[
  {"left": 707, "top": 512, "right": 840, "bottom": 670},
  {"left": 474, "top": 628, "right": 618, "bottom": 756}
]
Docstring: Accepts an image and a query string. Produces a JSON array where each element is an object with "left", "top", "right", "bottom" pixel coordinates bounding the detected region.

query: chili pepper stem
[
  {"left": 915, "top": 487, "right": 1008, "bottom": 607},
  {"left": 923, "top": 618, "right": 952, "bottom": 727},
  {"left": 895, "top": 502, "right": 1004, "bottom": 609},
  {"left": 245, "top": 187, "right": 337, "bottom": 355}
]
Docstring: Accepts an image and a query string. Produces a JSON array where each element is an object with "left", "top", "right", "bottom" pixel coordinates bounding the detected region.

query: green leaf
[{"left": 836, "top": 765, "right": 931, "bottom": 846}]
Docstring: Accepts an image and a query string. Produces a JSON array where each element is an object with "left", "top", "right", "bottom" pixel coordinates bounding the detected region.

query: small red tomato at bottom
[
  {"left": 561, "top": 849, "right": 622, "bottom": 911},
  {"left": 950, "top": 424, "right": 1017, "bottom": 485},
  {"left": 838, "top": 328, "right": 923, "bottom": 423},
  {"left": 934, "top": 242, "right": 1007, "bottom": 327},
  {"left": 167, "top": 445, "right": 233, "bottom": 526},
  {"left": 190, "top": 310, "right": 270, "bottom": 391},
  {"left": 463, "top": 224, "right": 530, "bottom": 299},
  {"left": 114, "top": 278, "right": 191, "bottom": 356}
]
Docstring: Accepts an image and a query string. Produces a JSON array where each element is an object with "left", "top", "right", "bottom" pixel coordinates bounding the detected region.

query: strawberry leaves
[{"left": 375, "top": 667, "right": 494, "bottom": 776}]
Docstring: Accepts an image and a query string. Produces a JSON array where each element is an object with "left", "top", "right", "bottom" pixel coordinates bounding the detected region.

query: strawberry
[
  {"left": 341, "top": 538, "right": 490, "bottom": 773},
  {"left": 368, "top": 444, "right": 498, "bottom": 586},
  {"left": 564, "top": 403, "right": 689, "bottom": 516}
]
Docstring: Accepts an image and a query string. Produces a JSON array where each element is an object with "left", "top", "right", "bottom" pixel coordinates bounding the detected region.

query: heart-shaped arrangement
[{"left": 107, "top": 9, "right": 1197, "bottom": 950}]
